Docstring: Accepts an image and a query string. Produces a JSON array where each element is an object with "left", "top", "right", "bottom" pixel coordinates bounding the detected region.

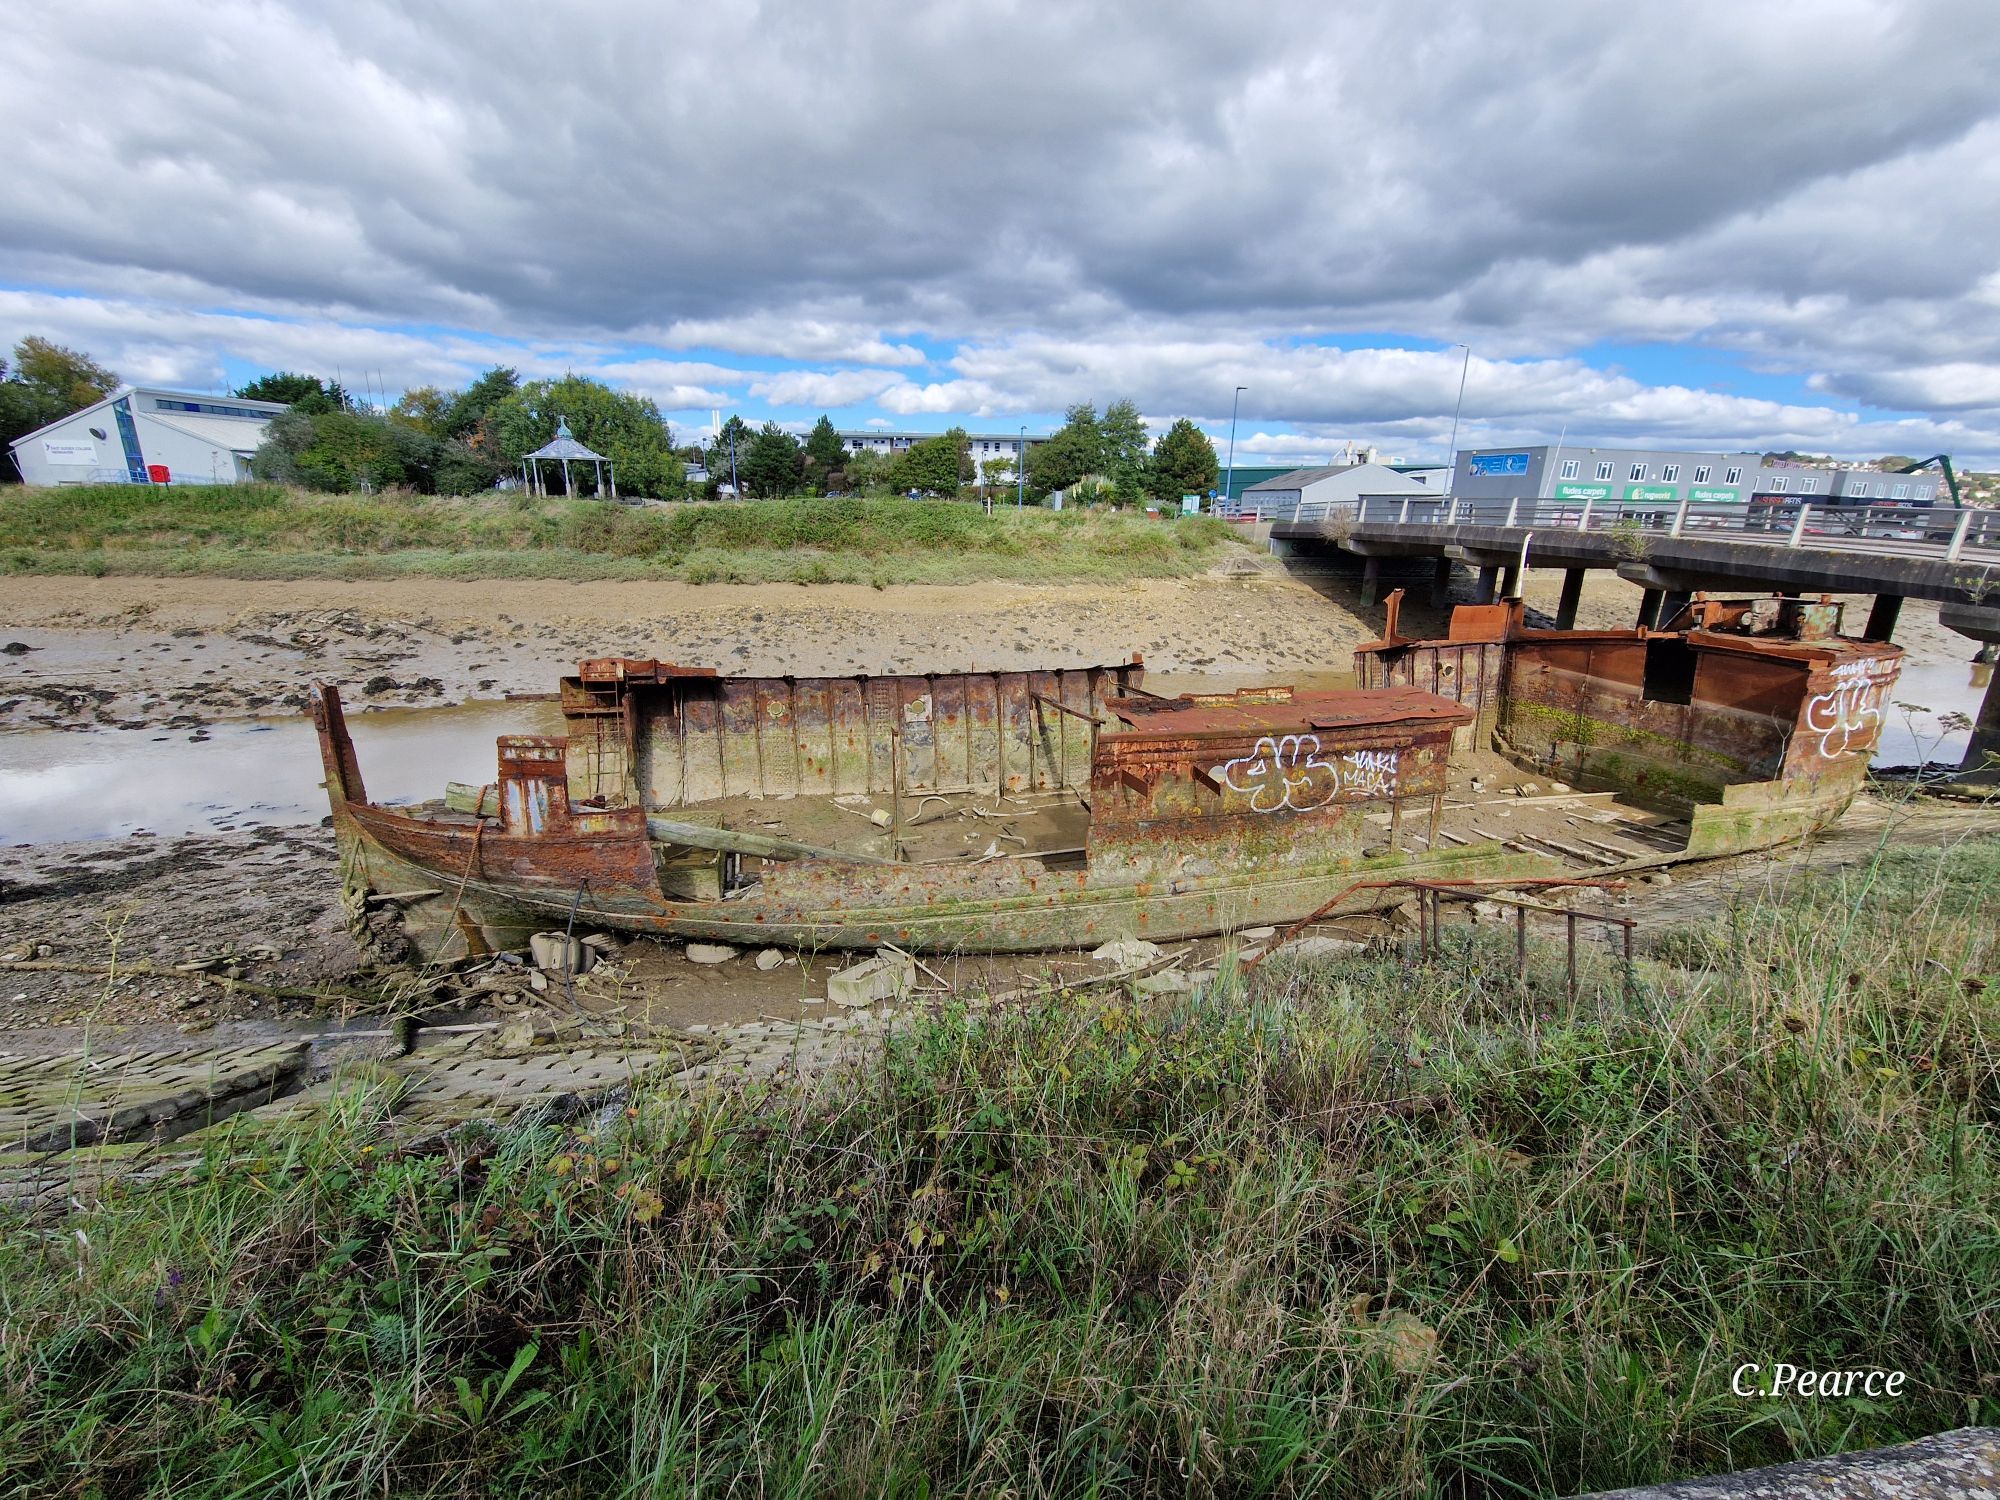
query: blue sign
[{"left": 1469, "top": 452, "right": 1531, "bottom": 477}]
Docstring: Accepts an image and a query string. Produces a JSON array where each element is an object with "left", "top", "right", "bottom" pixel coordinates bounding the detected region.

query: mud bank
[{"left": 4, "top": 565, "right": 1978, "bottom": 736}]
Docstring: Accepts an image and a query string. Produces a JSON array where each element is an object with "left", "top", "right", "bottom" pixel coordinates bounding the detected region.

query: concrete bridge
[{"left": 1259, "top": 494, "right": 2000, "bottom": 775}]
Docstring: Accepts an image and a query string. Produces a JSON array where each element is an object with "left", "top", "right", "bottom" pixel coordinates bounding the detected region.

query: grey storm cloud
[{"left": 3, "top": 0, "right": 2000, "bottom": 456}]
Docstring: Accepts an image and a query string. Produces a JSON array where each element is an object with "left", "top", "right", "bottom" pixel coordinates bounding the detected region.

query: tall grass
[
  {"left": 0, "top": 486, "right": 1239, "bottom": 584},
  {"left": 0, "top": 839, "right": 1993, "bottom": 1496}
]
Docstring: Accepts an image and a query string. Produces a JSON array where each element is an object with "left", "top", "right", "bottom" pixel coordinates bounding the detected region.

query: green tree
[
  {"left": 844, "top": 447, "right": 893, "bottom": 492},
  {"left": 1099, "top": 399, "right": 1149, "bottom": 503},
  {"left": 705, "top": 415, "right": 755, "bottom": 496},
  {"left": 803, "top": 414, "right": 847, "bottom": 494},
  {"left": 1, "top": 338, "right": 120, "bottom": 476},
  {"left": 741, "top": 422, "right": 806, "bottom": 497},
  {"left": 253, "top": 406, "right": 500, "bottom": 495},
  {"left": 445, "top": 366, "right": 520, "bottom": 446},
  {"left": 1144, "top": 418, "right": 1220, "bottom": 505},
  {"left": 236, "top": 372, "right": 329, "bottom": 406},
  {"left": 1023, "top": 405, "right": 1104, "bottom": 497},
  {"left": 889, "top": 429, "right": 970, "bottom": 494},
  {"left": 491, "top": 375, "right": 682, "bottom": 497},
  {"left": 13, "top": 337, "right": 118, "bottom": 410},
  {"left": 391, "top": 385, "right": 455, "bottom": 436}
]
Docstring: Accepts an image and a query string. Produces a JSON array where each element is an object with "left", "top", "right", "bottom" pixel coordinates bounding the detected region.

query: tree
[
  {"left": 1023, "top": 405, "right": 1104, "bottom": 498},
  {"left": 490, "top": 375, "right": 683, "bottom": 497},
  {"left": 237, "top": 372, "right": 330, "bottom": 407},
  {"left": 889, "top": 429, "right": 970, "bottom": 494},
  {"left": 1, "top": 337, "right": 120, "bottom": 476},
  {"left": 1875, "top": 454, "right": 1920, "bottom": 473},
  {"left": 444, "top": 366, "right": 519, "bottom": 446},
  {"left": 391, "top": 385, "right": 455, "bottom": 436},
  {"left": 704, "top": 415, "right": 755, "bottom": 496},
  {"left": 741, "top": 422, "right": 805, "bottom": 497},
  {"left": 844, "top": 448, "right": 893, "bottom": 492},
  {"left": 253, "top": 405, "right": 500, "bottom": 495},
  {"left": 1099, "top": 399, "right": 1150, "bottom": 503},
  {"left": 1144, "top": 418, "right": 1220, "bottom": 506},
  {"left": 979, "top": 453, "right": 1016, "bottom": 491},
  {"left": 803, "top": 414, "right": 847, "bottom": 495},
  {"left": 13, "top": 337, "right": 118, "bottom": 410}
]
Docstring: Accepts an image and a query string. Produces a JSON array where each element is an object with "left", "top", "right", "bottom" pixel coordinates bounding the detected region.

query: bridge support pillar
[
  {"left": 1360, "top": 556, "right": 1382, "bottom": 606},
  {"left": 1964, "top": 667, "right": 2000, "bottom": 782},
  {"left": 1636, "top": 589, "right": 1664, "bottom": 630},
  {"left": 1430, "top": 556, "right": 1453, "bottom": 608},
  {"left": 1863, "top": 593, "right": 1904, "bottom": 643},
  {"left": 1555, "top": 568, "right": 1586, "bottom": 630},
  {"left": 1498, "top": 566, "right": 1520, "bottom": 599},
  {"left": 1474, "top": 565, "right": 1500, "bottom": 605}
]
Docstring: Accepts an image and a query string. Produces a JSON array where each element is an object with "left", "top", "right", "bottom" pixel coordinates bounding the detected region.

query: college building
[
  {"left": 7, "top": 385, "right": 288, "bottom": 486},
  {"left": 1451, "top": 446, "right": 1942, "bottom": 505}
]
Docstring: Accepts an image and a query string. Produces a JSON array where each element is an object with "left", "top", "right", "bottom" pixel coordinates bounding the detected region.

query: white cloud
[{"left": 3, "top": 1, "right": 1999, "bottom": 458}]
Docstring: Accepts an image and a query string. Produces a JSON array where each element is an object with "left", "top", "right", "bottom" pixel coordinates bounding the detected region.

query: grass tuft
[
  {"left": 0, "top": 486, "right": 1242, "bottom": 585},
  {"left": 0, "top": 839, "right": 1993, "bottom": 1494}
]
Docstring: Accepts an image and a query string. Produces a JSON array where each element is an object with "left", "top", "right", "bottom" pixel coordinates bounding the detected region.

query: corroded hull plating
[{"left": 312, "top": 600, "right": 1898, "bottom": 956}]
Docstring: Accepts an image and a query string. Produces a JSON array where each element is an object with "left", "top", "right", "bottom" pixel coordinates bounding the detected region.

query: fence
[{"left": 1261, "top": 492, "right": 2000, "bottom": 563}]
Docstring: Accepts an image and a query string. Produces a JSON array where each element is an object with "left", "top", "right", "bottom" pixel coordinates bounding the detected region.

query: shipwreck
[{"left": 313, "top": 592, "right": 1902, "bottom": 955}]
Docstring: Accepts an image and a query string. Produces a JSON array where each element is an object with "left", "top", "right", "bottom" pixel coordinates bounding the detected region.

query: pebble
[
  {"left": 755, "top": 948, "right": 786, "bottom": 971},
  {"left": 686, "top": 943, "right": 738, "bottom": 964}
]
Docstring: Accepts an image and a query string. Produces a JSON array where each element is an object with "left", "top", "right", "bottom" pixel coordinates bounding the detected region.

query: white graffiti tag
[
  {"left": 1803, "top": 659, "right": 1893, "bottom": 759},
  {"left": 1216, "top": 737, "right": 1401, "bottom": 812}
]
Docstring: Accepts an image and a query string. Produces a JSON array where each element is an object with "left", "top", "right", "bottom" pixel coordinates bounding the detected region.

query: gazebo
[{"left": 522, "top": 417, "right": 615, "bottom": 498}]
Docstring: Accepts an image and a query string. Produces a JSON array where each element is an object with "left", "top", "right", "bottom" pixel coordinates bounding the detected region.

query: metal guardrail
[{"left": 1257, "top": 493, "right": 2000, "bottom": 564}]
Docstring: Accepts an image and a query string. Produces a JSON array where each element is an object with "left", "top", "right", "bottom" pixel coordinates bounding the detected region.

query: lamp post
[
  {"left": 1017, "top": 425, "right": 1026, "bottom": 509},
  {"left": 1223, "top": 385, "right": 1247, "bottom": 510},
  {"left": 728, "top": 422, "right": 739, "bottom": 498},
  {"left": 1444, "top": 345, "right": 1470, "bottom": 493}
]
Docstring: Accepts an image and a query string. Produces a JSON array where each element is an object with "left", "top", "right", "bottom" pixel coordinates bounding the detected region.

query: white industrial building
[
  {"left": 7, "top": 386, "right": 288, "bottom": 487},
  {"left": 1221, "top": 462, "right": 1432, "bottom": 519}
]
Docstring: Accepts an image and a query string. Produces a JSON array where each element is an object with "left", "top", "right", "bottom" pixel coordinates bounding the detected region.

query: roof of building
[
  {"left": 525, "top": 419, "right": 606, "bottom": 462},
  {"left": 145, "top": 411, "right": 270, "bottom": 453},
  {"left": 7, "top": 384, "right": 286, "bottom": 453},
  {"left": 1242, "top": 464, "right": 1366, "bottom": 491}
]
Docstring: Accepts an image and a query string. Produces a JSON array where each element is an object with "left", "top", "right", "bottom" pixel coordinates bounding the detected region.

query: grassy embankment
[
  {"left": 0, "top": 484, "right": 1240, "bottom": 585},
  {"left": 1, "top": 838, "right": 1994, "bottom": 1496}
]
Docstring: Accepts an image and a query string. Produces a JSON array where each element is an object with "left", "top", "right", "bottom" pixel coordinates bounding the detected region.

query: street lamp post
[
  {"left": 1017, "top": 425, "right": 1025, "bottom": 509},
  {"left": 1224, "top": 386, "right": 1247, "bottom": 510},
  {"left": 1444, "top": 345, "right": 1470, "bottom": 493}
]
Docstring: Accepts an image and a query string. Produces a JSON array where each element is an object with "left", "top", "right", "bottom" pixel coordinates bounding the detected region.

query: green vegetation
[
  {"left": 0, "top": 485, "right": 1239, "bottom": 584},
  {"left": 0, "top": 336, "right": 120, "bottom": 461},
  {"left": 1, "top": 840, "right": 1993, "bottom": 1495}
]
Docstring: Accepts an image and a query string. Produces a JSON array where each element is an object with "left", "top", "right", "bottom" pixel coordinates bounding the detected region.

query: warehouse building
[
  {"left": 1452, "top": 445, "right": 1940, "bottom": 505},
  {"left": 7, "top": 386, "right": 288, "bottom": 487},
  {"left": 1221, "top": 462, "right": 1432, "bottom": 519}
]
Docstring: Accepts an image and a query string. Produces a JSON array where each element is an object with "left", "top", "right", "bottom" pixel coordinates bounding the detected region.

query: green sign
[
  {"left": 1553, "top": 482, "right": 1613, "bottom": 500},
  {"left": 1623, "top": 483, "right": 1677, "bottom": 502},
  {"left": 1688, "top": 486, "right": 1740, "bottom": 504}
]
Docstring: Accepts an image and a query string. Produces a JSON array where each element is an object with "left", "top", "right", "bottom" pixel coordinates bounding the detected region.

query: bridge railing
[{"left": 1284, "top": 493, "right": 2000, "bottom": 562}]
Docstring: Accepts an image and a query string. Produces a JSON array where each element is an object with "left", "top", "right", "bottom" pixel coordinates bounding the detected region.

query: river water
[{"left": 0, "top": 666, "right": 1986, "bottom": 847}]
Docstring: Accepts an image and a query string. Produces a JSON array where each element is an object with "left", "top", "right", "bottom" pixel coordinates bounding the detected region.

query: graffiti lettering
[
  {"left": 1803, "top": 659, "right": 1893, "bottom": 759},
  {"left": 1215, "top": 737, "right": 1401, "bottom": 812}
]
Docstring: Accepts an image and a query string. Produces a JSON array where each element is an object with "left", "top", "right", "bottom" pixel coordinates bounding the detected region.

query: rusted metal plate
[{"left": 1104, "top": 686, "right": 1472, "bottom": 736}]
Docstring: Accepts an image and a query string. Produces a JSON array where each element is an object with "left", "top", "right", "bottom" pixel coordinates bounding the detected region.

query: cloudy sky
[{"left": 5, "top": 0, "right": 2000, "bottom": 464}]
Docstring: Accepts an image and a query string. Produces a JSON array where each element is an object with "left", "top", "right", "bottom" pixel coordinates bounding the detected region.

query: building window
[
  {"left": 1595, "top": 461, "right": 1614, "bottom": 481},
  {"left": 1849, "top": 480, "right": 1869, "bottom": 498},
  {"left": 1628, "top": 464, "right": 1647, "bottom": 482},
  {"left": 1559, "top": 459, "right": 1579, "bottom": 480},
  {"left": 1724, "top": 467, "right": 1742, "bottom": 485},
  {"left": 1662, "top": 464, "right": 1680, "bottom": 482},
  {"left": 1913, "top": 485, "right": 1931, "bottom": 499},
  {"left": 1890, "top": 482, "right": 1909, "bottom": 498},
  {"left": 1768, "top": 477, "right": 1788, "bottom": 492},
  {"left": 1693, "top": 466, "right": 1711, "bottom": 484}
]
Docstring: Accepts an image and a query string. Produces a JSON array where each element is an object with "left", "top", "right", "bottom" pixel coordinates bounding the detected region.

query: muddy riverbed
[{"left": 2, "top": 563, "right": 1993, "bottom": 1043}]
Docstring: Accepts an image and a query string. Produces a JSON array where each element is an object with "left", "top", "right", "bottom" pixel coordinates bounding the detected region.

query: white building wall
[{"left": 8, "top": 408, "right": 123, "bottom": 486}]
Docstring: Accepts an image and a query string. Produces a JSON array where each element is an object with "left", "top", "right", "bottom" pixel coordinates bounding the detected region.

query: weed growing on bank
[
  {"left": 0, "top": 839, "right": 1993, "bottom": 1496},
  {"left": 0, "top": 486, "right": 1240, "bottom": 584}
]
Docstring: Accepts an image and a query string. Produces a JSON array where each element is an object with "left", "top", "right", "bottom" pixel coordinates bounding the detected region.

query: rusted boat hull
[{"left": 313, "top": 596, "right": 1899, "bottom": 956}]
